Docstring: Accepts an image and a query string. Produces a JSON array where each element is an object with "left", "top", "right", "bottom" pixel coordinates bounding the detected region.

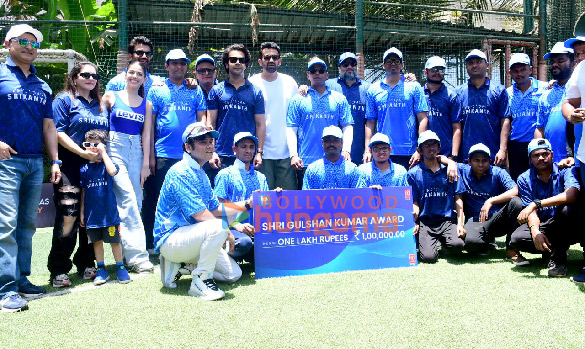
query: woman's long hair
[{"left": 62, "top": 61, "right": 103, "bottom": 111}]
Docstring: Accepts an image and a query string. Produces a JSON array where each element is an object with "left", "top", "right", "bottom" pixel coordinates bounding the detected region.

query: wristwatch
[
  {"left": 257, "top": 149, "right": 264, "bottom": 156},
  {"left": 51, "top": 160, "right": 62, "bottom": 166},
  {"left": 533, "top": 199, "right": 542, "bottom": 209},
  {"left": 245, "top": 201, "right": 252, "bottom": 210}
]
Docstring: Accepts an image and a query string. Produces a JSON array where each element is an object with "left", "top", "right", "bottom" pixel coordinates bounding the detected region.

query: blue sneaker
[
  {"left": 94, "top": 268, "right": 110, "bottom": 286},
  {"left": 117, "top": 266, "right": 131, "bottom": 284},
  {"left": 18, "top": 280, "right": 46, "bottom": 297},
  {"left": 1, "top": 292, "right": 29, "bottom": 313},
  {"left": 570, "top": 268, "right": 585, "bottom": 283}
]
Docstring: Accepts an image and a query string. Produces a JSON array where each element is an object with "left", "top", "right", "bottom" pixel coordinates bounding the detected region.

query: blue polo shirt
[
  {"left": 287, "top": 87, "right": 353, "bottom": 167},
  {"left": 458, "top": 163, "right": 517, "bottom": 219},
  {"left": 517, "top": 164, "right": 580, "bottom": 220},
  {"left": 0, "top": 60, "right": 53, "bottom": 157},
  {"left": 79, "top": 162, "right": 121, "bottom": 229},
  {"left": 148, "top": 79, "right": 207, "bottom": 159},
  {"left": 507, "top": 77, "right": 546, "bottom": 143},
  {"left": 326, "top": 77, "right": 371, "bottom": 164},
  {"left": 105, "top": 70, "right": 163, "bottom": 97},
  {"left": 153, "top": 155, "right": 221, "bottom": 252},
  {"left": 456, "top": 78, "right": 511, "bottom": 160},
  {"left": 207, "top": 79, "right": 265, "bottom": 157},
  {"left": 365, "top": 76, "right": 429, "bottom": 156},
  {"left": 535, "top": 82, "right": 569, "bottom": 163},
  {"left": 424, "top": 83, "right": 462, "bottom": 155},
  {"left": 358, "top": 160, "right": 407, "bottom": 187},
  {"left": 407, "top": 162, "right": 466, "bottom": 223},
  {"left": 53, "top": 93, "right": 109, "bottom": 145},
  {"left": 302, "top": 156, "right": 364, "bottom": 189}
]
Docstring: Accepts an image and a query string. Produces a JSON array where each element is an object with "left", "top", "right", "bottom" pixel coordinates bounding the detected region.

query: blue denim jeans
[
  {"left": 108, "top": 131, "right": 149, "bottom": 267},
  {"left": 0, "top": 157, "right": 43, "bottom": 296},
  {"left": 229, "top": 230, "right": 253, "bottom": 262}
]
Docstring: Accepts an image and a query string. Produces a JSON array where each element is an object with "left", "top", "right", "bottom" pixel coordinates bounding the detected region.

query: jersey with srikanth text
[
  {"left": 80, "top": 162, "right": 121, "bottom": 229},
  {"left": 0, "top": 59, "right": 53, "bottom": 157},
  {"left": 109, "top": 91, "right": 146, "bottom": 135},
  {"left": 507, "top": 77, "right": 546, "bottom": 143},
  {"left": 302, "top": 156, "right": 364, "bottom": 190},
  {"left": 535, "top": 83, "right": 570, "bottom": 163},
  {"left": 424, "top": 83, "right": 462, "bottom": 155},
  {"left": 148, "top": 79, "right": 207, "bottom": 159},
  {"left": 287, "top": 87, "right": 353, "bottom": 167},
  {"left": 358, "top": 160, "right": 407, "bottom": 187},
  {"left": 365, "top": 76, "right": 429, "bottom": 156},
  {"left": 53, "top": 93, "right": 109, "bottom": 145}
]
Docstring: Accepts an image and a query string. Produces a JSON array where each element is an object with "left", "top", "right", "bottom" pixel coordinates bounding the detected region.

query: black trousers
[
  {"left": 508, "top": 140, "right": 530, "bottom": 181},
  {"left": 203, "top": 155, "right": 236, "bottom": 188}
]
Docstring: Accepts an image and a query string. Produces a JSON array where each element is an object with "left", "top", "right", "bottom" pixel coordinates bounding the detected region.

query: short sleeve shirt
[
  {"left": 302, "top": 157, "right": 364, "bottom": 189},
  {"left": 358, "top": 160, "right": 407, "bottom": 187},
  {"left": 424, "top": 83, "right": 462, "bottom": 155},
  {"left": 507, "top": 77, "right": 546, "bottom": 142},
  {"left": 536, "top": 82, "right": 569, "bottom": 163},
  {"left": 53, "top": 93, "right": 109, "bottom": 145},
  {"left": 79, "top": 162, "right": 121, "bottom": 229}
]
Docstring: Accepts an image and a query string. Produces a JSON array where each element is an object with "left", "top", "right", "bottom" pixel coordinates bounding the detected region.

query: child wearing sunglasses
[{"left": 79, "top": 129, "right": 131, "bottom": 285}]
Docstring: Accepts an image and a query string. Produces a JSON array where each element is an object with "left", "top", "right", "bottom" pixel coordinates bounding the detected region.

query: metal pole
[
  {"left": 538, "top": 0, "right": 547, "bottom": 80},
  {"left": 355, "top": 0, "right": 365, "bottom": 79},
  {"left": 523, "top": 0, "right": 534, "bottom": 34},
  {"left": 117, "top": 0, "right": 128, "bottom": 74}
]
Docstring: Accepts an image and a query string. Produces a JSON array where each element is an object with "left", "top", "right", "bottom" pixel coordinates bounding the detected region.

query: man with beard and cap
[
  {"left": 506, "top": 53, "right": 547, "bottom": 180},
  {"left": 287, "top": 57, "right": 354, "bottom": 189},
  {"left": 249, "top": 42, "right": 299, "bottom": 190},
  {"left": 423, "top": 56, "right": 462, "bottom": 160},
  {"left": 535, "top": 43, "right": 575, "bottom": 164},
  {"left": 302, "top": 126, "right": 363, "bottom": 190},
  {"left": 456, "top": 49, "right": 511, "bottom": 165},
  {"left": 326, "top": 52, "right": 371, "bottom": 166}
]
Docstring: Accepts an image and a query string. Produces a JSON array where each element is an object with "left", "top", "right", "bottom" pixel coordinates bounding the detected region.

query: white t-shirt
[
  {"left": 249, "top": 73, "right": 298, "bottom": 159},
  {"left": 566, "top": 60, "right": 585, "bottom": 162}
]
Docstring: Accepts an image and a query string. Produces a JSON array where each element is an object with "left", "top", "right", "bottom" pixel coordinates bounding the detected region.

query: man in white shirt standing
[{"left": 249, "top": 42, "right": 299, "bottom": 190}]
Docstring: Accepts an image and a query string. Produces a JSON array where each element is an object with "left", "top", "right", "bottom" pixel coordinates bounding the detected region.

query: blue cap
[
  {"left": 544, "top": 42, "right": 574, "bottom": 60},
  {"left": 417, "top": 130, "right": 441, "bottom": 146},
  {"left": 182, "top": 122, "right": 218, "bottom": 143},
  {"left": 527, "top": 138, "right": 552, "bottom": 155},
  {"left": 564, "top": 36, "right": 585, "bottom": 49},
  {"left": 468, "top": 143, "right": 491, "bottom": 158},
  {"left": 165, "top": 49, "right": 191, "bottom": 64},
  {"left": 425, "top": 56, "right": 446, "bottom": 69},
  {"left": 466, "top": 49, "right": 488, "bottom": 62},
  {"left": 195, "top": 53, "right": 215, "bottom": 67},
  {"left": 338, "top": 52, "right": 357, "bottom": 66},
  {"left": 307, "top": 57, "right": 327, "bottom": 71},
  {"left": 233, "top": 132, "right": 258, "bottom": 146},
  {"left": 383, "top": 47, "right": 403, "bottom": 61}
]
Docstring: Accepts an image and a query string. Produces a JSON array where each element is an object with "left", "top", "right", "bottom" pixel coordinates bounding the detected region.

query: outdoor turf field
[{"left": 1, "top": 228, "right": 585, "bottom": 348}]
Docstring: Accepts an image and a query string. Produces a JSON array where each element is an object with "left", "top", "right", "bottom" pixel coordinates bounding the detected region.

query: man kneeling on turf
[
  {"left": 510, "top": 138, "right": 580, "bottom": 277},
  {"left": 407, "top": 130, "right": 466, "bottom": 263},
  {"left": 154, "top": 122, "right": 246, "bottom": 301}
]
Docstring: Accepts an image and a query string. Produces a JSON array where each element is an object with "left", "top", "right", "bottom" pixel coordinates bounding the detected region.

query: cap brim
[
  {"left": 235, "top": 136, "right": 258, "bottom": 145},
  {"left": 565, "top": 38, "right": 585, "bottom": 48},
  {"left": 308, "top": 62, "right": 327, "bottom": 71}
]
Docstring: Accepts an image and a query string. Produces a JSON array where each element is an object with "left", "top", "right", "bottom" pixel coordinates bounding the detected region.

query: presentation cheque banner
[{"left": 253, "top": 187, "right": 417, "bottom": 279}]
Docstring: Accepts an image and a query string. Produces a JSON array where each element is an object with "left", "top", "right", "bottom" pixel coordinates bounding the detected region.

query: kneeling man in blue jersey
[
  {"left": 154, "top": 122, "right": 247, "bottom": 301},
  {"left": 408, "top": 131, "right": 466, "bottom": 263},
  {"left": 358, "top": 133, "right": 407, "bottom": 187},
  {"left": 509, "top": 138, "right": 581, "bottom": 277},
  {"left": 459, "top": 143, "right": 525, "bottom": 263},
  {"left": 214, "top": 132, "right": 269, "bottom": 262},
  {"left": 303, "top": 126, "right": 363, "bottom": 189}
]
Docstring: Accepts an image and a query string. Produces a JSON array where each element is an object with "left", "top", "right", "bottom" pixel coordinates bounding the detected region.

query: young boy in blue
[
  {"left": 407, "top": 130, "right": 466, "bottom": 263},
  {"left": 79, "top": 130, "right": 131, "bottom": 285}
]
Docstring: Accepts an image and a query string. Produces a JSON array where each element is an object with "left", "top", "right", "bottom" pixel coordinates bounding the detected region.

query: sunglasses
[
  {"left": 429, "top": 67, "right": 446, "bottom": 73},
  {"left": 78, "top": 72, "right": 101, "bottom": 80},
  {"left": 82, "top": 142, "right": 100, "bottom": 148},
  {"left": 133, "top": 50, "right": 153, "bottom": 57},
  {"left": 309, "top": 68, "right": 327, "bottom": 74},
  {"left": 263, "top": 55, "right": 280, "bottom": 61},
  {"left": 341, "top": 61, "right": 357, "bottom": 68},
  {"left": 372, "top": 146, "right": 390, "bottom": 152},
  {"left": 11, "top": 38, "right": 40, "bottom": 49},
  {"left": 384, "top": 59, "right": 402, "bottom": 65},
  {"left": 186, "top": 124, "right": 214, "bottom": 140},
  {"left": 196, "top": 68, "right": 215, "bottom": 75},
  {"left": 228, "top": 57, "right": 246, "bottom": 64}
]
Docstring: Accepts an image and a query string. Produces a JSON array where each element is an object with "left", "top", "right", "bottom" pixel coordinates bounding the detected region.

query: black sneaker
[
  {"left": 18, "top": 280, "right": 46, "bottom": 297},
  {"left": 547, "top": 261, "right": 567, "bottom": 277},
  {"left": 570, "top": 268, "right": 585, "bottom": 283}
]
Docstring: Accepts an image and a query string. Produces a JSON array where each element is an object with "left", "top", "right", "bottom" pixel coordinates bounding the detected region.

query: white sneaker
[
  {"left": 52, "top": 274, "right": 71, "bottom": 288},
  {"left": 160, "top": 255, "right": 180, "bottom": 289},
  {"left": 81, "top": 267, "right": 97, "bottom": 280},
  {"left": 188, "top": 275, "right": 225, "bottom": 301},
  {"left": 129, "top": 260, "right": 154, "bottom": 274}
]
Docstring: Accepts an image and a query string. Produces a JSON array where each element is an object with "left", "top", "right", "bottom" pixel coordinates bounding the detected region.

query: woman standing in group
[
  {"left": 47, "top": 61, "right": 108, "bottom": 287},
  {"left": 102, "top": 60, "right": 154, "bottom": 273}
]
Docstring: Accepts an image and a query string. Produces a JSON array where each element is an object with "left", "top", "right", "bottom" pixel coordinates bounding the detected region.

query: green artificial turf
[{"left": 1, "top": 228, "right": 585, "bottom": 348}]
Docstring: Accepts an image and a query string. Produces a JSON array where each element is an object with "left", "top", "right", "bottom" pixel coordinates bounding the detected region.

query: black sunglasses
[
  {"left": 309, "top": 68, "right": 327, "bottom": 74},
  {"left": 78, "top": 72, "right": 101, "bottom": 81},
  {"left": 196, "top": 68, "right": 215, "bottom": 75},
  {"left": 134, "top": 50, "right": 153, "bottom": 57},
  {"left": 429, "top": 67, "right": 446, "bottom": 73},
  {"left": 341, "top": 61, "right": 357, "bottom": 68},
  {"left": 263, "top": 55, "right": 280, "bottom": 61},
  {"left": 228, "top": 57, "right": 246, "bottom": 64}
]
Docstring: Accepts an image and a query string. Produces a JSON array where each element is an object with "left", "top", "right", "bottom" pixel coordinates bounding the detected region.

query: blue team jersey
[
  {"left": 326, "top": 77, "right": 371, "bottom": 164},
  {"left": 507, "top": 78, "right": 546, "bottom": 142},
  {"left": 109, "top": 91, "right": 146, "bottom": 135},
  {"left": 287, "top": 87, "right": 353, "bottom": 167},
  {"left": 536, "top": 83, "right": 569, "bottom": 163},
  {"left": 207, "top": 79, "right": 265, "bottom": 157},
  {"left": 424, "top": 83, "right": 462, "bottom": 155},
  {"left": 0, "top": 60, "right": 53, "bottom": 157},
  {"left": 53, "top": 93, "right": 109, "bottom": 145},
  {"left": 456, "top": 78, "right": 511, "bottom": 160},
  {"left": 105, "top": 70, "right": 163, "bottom": 97},
  {"left": 365, "top": 76, "right": 429, "bottom": 156},
  {"left": 517, "top": 164, "right": 580, "bottom": 220},
  {"left": 80, "top": 162, "right": 121, "bottom": 229},
  {"left": 302, "top": 157, "right": 364, "bottom": 189},
  {"left": 357, "top": 160, "right": 407, "bottom": 187},
  {"left": 148, "top": 79, "right": 207, "bottom": 159},
  {"left": 407, "top": 163, "right": 466, "bottom": 222},
  {"left": 153, "top": 155, "right": 221, "bottom": 252},
  {"left": 458, "top": 163, "right": 517, "bottom": 219}
]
